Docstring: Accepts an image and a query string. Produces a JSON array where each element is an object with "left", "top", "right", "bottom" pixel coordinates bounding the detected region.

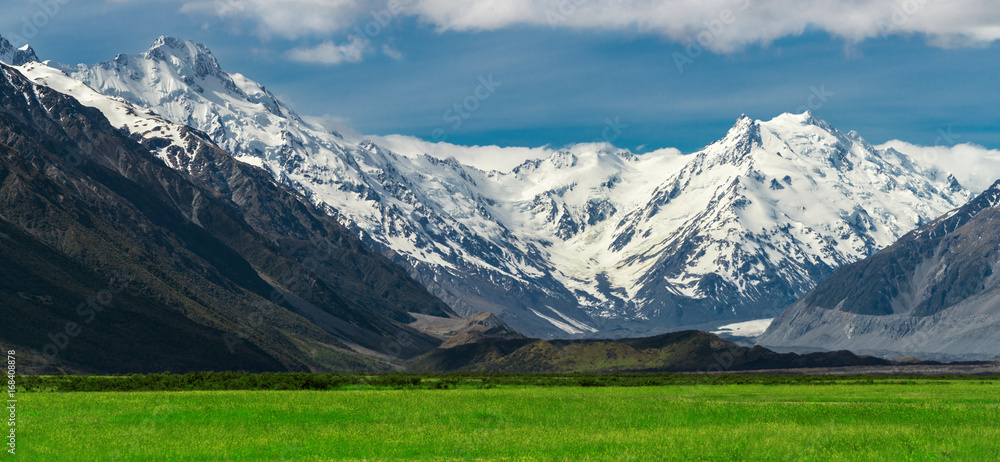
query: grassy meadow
[{"left": 16, "top": 376, "right": 1000, "bottom": 461}]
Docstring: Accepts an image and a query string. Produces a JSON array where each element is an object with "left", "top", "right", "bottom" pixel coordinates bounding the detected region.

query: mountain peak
[
  {"left": 732, "top": 113, "right": 755, "bottom": 126},
  {"left": 0, "top": 35, "right": 39, "bottom": 66},
  {"left": 981, "top": 179, "right": 1000, "bottom": 208},
  {"left": 143, "top": 36, "right": 222, "bottom": 75},
  {"left": 148, "top": 36, "right": 210, "bottom": 55},
  {"left": 549, "top": 150, "right": 579, "bottom": 168},
  {"left": 769, "top": 111, "right": 836, "bottom": 132},
  {"left": 721, "top": 113, "right": 762, "bottom": 147}
]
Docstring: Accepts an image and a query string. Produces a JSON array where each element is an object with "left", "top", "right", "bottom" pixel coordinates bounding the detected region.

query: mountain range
[
  {"left": 0, "top": 55, "right": 457, "bottom": 373},
  {"left": 758, "top": 180, "right": 1000, "bottom": 361},
  {"left": 2, "top": 34, "right": 998, "bottom": 370},
  {"left": 22, "top": 35, "right": 977, "bottom": 339},
  {"left": 0, "top": 38, "right": 37, "bottom": 67}
]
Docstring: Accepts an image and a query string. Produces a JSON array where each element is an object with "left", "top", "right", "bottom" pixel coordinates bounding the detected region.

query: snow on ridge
[
  {"left": 877, "top": 140, "right": 1000, "bottom": 194},
  {"left": 29, "top": 36, "right": 988, "bottom": 335},
  {"left": 546, "top": 306, "right": 599, "bottom": 333},
  {"left": 13, "top": 62, "right": 200, "bottom": 172},
  {"left": 712, "top": 318, "right": 775, "bottom": 337},
  {"left": 530, "top": 308, "right": 587, "bottom": 335}
]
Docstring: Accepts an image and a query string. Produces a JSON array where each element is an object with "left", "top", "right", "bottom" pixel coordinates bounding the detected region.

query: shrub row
[{"left": 18, "top": 371, "right": 997, "bottom": 393}]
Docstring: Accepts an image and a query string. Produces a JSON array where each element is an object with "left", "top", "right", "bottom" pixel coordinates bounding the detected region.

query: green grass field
[{"left": 19, "top": 380, "right": 1000, "bottom": 461}]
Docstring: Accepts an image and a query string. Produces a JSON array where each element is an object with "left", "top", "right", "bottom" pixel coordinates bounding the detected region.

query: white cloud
[
  {"left": 410, "top": 0, "right": 1000, "bottom": 52},
  {"left": 287, "top": 37, "right": 367, "bottom": 65},
  {"left": 878, "top": 140, "right": 1000, "bottom": 193},
  {"left": 381, "top": 44, "right": 403, "bottom": 60},
  {"left": 369, "top": 134, "right": 684, "bottom": 172},
  {"left": 371, "top": 134, "right": 557, "bottom": 172},
  {"left": 176, "top": 0, "right": 1000, "bottom": 52},
  {"left": 179, "top": 0, "right": 368, "bottom": 39},
  {"left": 301, "top": 114, "right": 364, "bottom": 139}
]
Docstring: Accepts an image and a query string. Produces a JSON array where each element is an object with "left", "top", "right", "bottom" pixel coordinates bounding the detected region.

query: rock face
[
  {"left": 407, "top": 330, "right": 891, "bottom": 373},
  {"left": 408, "top": 311, "right": 524, "bottom": 349},
  {"left": 758, "top": 182, "right": 1000, "bottom": 361},
  {"left": 0, "top": 36, "right": 37, "bottom": 66},
  {"left": 0, "top": 62, "right": 462, "bottom": 374},
  {"left": 8, "top": 35, "right": 978, "bottom": 338}
]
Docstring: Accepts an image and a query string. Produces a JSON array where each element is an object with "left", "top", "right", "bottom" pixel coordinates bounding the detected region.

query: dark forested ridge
[
  {"left": 759, "top": 181, "right": 1000, "bottom": 359},
  {"left": 408, "top": 330, "right": 891, "bottom": 373},
  {"left": 0, "top": 63, "right": 455, "bottom": 374}
]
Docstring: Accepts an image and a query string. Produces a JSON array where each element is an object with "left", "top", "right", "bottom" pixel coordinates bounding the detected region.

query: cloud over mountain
[
  {"left": 287, "top": 37, "right": 367, "bottom": 65},
  {"left": 877, "top": 140, "right": 1000, "bottom": 193},
  {"left": 175, "top": 0, "right": 1000, "bottom": 51}
]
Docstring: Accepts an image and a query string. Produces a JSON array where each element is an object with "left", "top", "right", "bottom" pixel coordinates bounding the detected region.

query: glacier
[{"left": 5, "top": 35, "right": 981, "bottom": 338}]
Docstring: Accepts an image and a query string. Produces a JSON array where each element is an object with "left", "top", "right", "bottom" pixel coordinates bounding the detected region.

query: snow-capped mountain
[
  {"left": 0, "top": 35, "right": 37, "bottom": 66},
  {"left": 758, "top": 181, "right": 1000, "bottom": 361},
  {"left": 0, "top": 60, "right": 453, "bottom": 373},
  {"left": 14, "top": 36, "right": 978, "bottom": 338}
]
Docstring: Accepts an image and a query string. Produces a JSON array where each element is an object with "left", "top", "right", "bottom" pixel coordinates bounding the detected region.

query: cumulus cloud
[
  {"left": 415, "top": 0, "right": 1000, "bottom": 51},
  {"left": 369, "top": 134, "right": 684, "bottom": 172},
  {"left": 287, "top": 37, "right": 367, "bottom": 65},
  {"left": 179, "top": 0, "right": 369, "bottom": 39},
  {"left": 175, "top": 0, "right": 1000, "bottom": 52},
  {"left": 301, "top": 114, "right": 364, "bottom": 139},
  {"left": 878, "top": 140, "right": 1000, "bottom": 193},
  {"left": 381, "top": 44, "right": 403, "bottom": 60},
  {"left": 371, "top": 134, "right": 557, "bottom": 172}
]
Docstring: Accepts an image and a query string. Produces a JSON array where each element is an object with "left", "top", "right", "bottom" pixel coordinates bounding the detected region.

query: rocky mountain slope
[
  {"left": 0, "top": 35, "right": 37, "bottom": 66},
  {"left": 758, "top": 181, "right": 1000, "bottom": 361},
  {"left": 12, "top": 59, "right": 455, "bottom": 330},
  {"left": 408, "top": 330, "right": 890, "bottom": 373},
  {"left": 24, "top": 36, "right": 976, "bottom": 338},
  {"left": 0, "top": 61, "right": 462, "bottom": 373}
]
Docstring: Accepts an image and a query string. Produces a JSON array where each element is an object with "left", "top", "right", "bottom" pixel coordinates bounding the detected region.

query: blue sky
[{"left": 2, "top": 0, "right": 998, "bottom": 153}]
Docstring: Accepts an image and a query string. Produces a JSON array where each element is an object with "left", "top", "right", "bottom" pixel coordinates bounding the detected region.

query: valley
[
  {"left": 9, "top": 35, "right": 980, "bottom": 339},
  {"left": 3, "top": 4, "right": 1000, "bottom": 460}
]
